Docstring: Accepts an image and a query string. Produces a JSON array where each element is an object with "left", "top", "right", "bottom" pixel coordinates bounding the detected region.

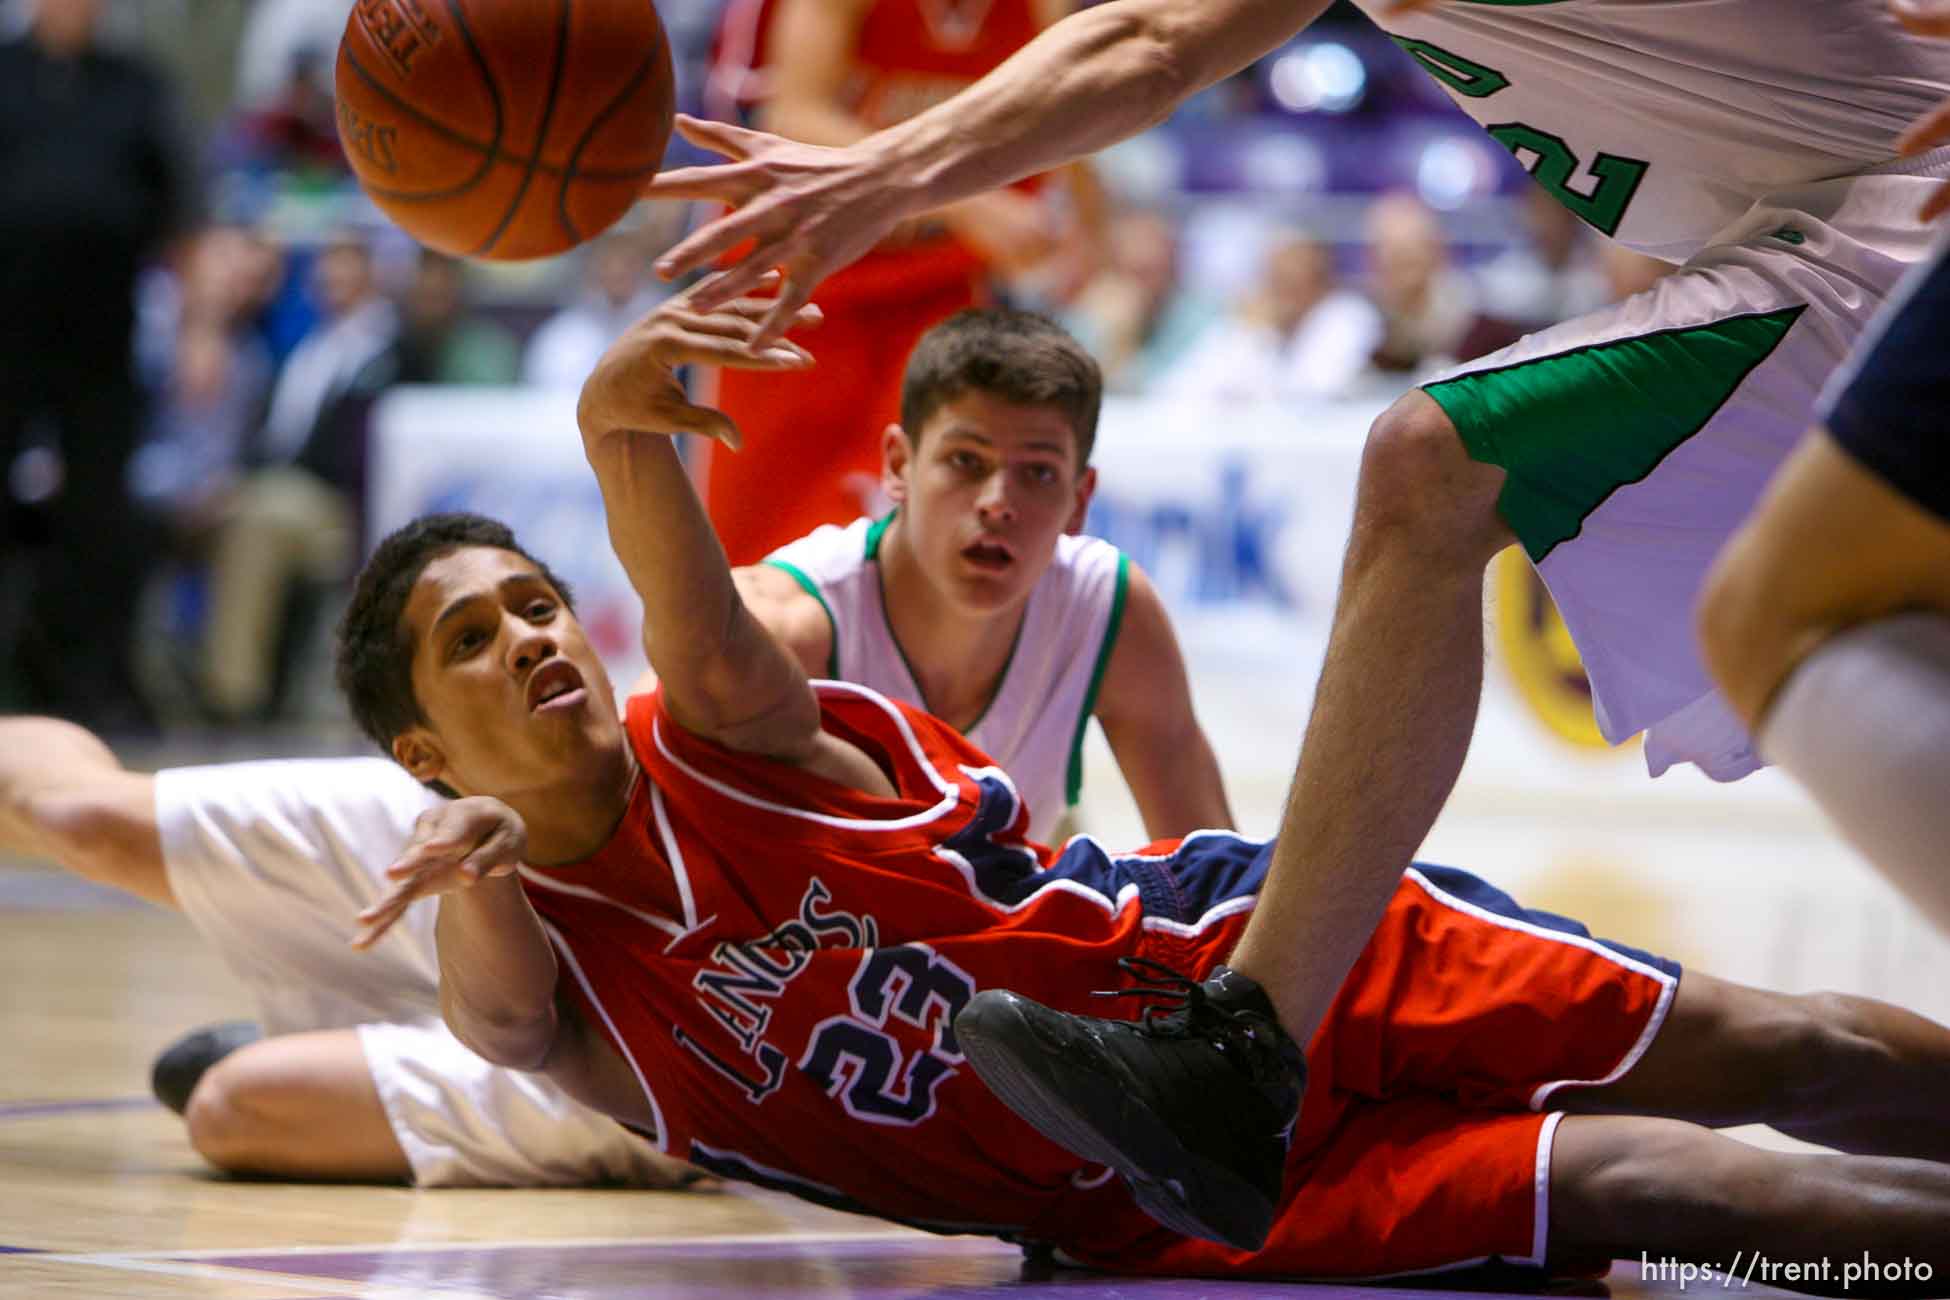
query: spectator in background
[
  {"left": 1064, "top": 210, "right": 1220, "bottom": 395},
  {"left": 694, "top": 0, "right": 1103, "bottom": 565},
  {"left": 202, "top": 233, "right": 396, "bottom": 724},
  {"left": 395, "top": 252, "right": 520, "bottom": 386},
  {"left": 1153, "top": 227, "right": 1381, "bottom": 402},
  {"left": 1363, "top": 193, "right": 1520, "bottom": 379},
  {"left": 222, "top": 46, "right": 346, "bottom": 179},
  {"left": 522, "top": 235, "right": 665, "bottom": 390},
  {"left": 0, "top": 0, "right": 196, "bottom": 731},
  {"left": 1475, "top": 184, "right": 1611, "bottom": 331},
  {"left": 130, "top": 226, "right": 280, "bottom": 545}
]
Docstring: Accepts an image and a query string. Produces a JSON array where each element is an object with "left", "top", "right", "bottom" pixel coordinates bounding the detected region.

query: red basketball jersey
[
  {"left": 520, "top": 681, "right": 1209, "bottom": 1239},
  {"left": 706, "top": 0, "right": 1042, "bottom": 129},
  {"left": 703, "top": 0, "right": 1048, "bottom": 304},
  {"left": 518, "top": 683, "right": 1680, "bottom": 1274},
  {"left": 850, "top": 0, "right": 1042, "bottom": 133}
]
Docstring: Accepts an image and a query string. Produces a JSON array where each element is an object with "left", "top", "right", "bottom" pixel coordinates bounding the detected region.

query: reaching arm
[
  {"left": 576, "top": 291, "right": 833, "bottom": 757},
  {"left": 435, "top": 875, "right": 560, "bottom": 1070},
  {"left": 646, "top": 0, "right": 1332, "bottom": 339},
  {"left": 1092, "top": 564, "right": 1235, "bottom": 839},
  {"left": 352, "top": 796, "right": 564, "bottom": 1069},
  {"left": 758, "top": 0, "right": 1065, "bottom": 274},
  {"left": 0, "top": 717, "right": 171, "bottom": 907}
]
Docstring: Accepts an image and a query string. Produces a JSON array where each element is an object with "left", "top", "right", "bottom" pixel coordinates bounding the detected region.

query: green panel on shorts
[{"left": 1424, "top": 305, "right": 1805, "bottom": 563}]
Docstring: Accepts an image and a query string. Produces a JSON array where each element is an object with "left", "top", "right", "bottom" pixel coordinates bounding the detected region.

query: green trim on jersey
[
  {"left": 1065, "top": 552, "right": 1130, "bottom": 809},
  {"left": 1389, "top": 36, "right": 1509, "bottom": 98},
  {"left": 763, "top": 559, "right": 840, "bottom": 679},
  {"left": 1425, "top": 305, "right": 1806, "bottom": 564},
  {"left": 863, "top": 510, "right": 896, "bottom": 560}
]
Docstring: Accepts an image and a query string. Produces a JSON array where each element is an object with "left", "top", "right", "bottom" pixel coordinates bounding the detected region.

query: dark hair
[
  {"left": 334, "top": 512, "right": 576, "bottom": 752},
  {"left": 898, "top": 308, "right": 1103, "bottom": 464}
]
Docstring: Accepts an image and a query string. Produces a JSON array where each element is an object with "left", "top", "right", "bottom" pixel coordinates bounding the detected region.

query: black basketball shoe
[
  {"left": 955, "top": 958, "right": 1305, "bottom": 1252},
  {"left": 150, "top": 1021, "right": 262, "bottom": 1114}
]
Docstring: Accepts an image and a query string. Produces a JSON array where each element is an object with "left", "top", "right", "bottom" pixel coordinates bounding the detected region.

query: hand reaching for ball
[{"left": 577, "top": 276, "right": 825, "bottom": 450}]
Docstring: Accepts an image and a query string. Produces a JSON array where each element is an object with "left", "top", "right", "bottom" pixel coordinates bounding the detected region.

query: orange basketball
[{"left": 335, "top": 0, "right": 675, "bottom": 261}]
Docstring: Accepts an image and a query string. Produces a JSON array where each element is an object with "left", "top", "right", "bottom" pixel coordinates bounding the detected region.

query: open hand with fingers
[
  {"left": 577, "top": 276, "right": 825, "bottom": 450},
  {"left": 641, "top": 115, "right": 922, "bottom": 346},
  {"left": 352, "top": 797, "right": 530, "bottom": 950},
  {"left": 1895, "top": 0, "right": 1950, "bottom": 219}
]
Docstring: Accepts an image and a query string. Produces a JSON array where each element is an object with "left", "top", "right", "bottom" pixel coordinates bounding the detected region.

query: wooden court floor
[{"left": 0, "top": 857, "right": 1810, "bottom": 1300}]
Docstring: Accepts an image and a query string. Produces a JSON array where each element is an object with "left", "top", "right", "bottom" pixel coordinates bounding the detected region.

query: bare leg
[
  {"left": 185, "top": 1028, "right": 411, "bottom": 1182},
  {"left": 1559, "top": 971, "right": 1950, "bottom": 1163},
  {"left": 0, "top": 716, "right": 170, "bottom": 906},
  {"left": 1700, "top": 432, "right": 1950, "bottom": 933},
  {"left": 1227, "top": 392, "right": 1512, "bottom": 1041},
  {"left": 1550, "top": 1115, "right": 1950, "bottom": 1296},
  {"left": 1702, "top": 432, "right": 1950, "bottom": 731}
]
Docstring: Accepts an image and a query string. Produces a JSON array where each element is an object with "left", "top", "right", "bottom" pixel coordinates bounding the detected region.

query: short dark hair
[
  {"left": 334, "top": 512, "right": 576, "bottom": 752},
  {"left": 899, "top": 308, "right": 1103, "bottom": 464}
]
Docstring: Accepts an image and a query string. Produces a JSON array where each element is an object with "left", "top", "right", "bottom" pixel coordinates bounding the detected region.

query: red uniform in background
[
  {"left": 521, "top": 681, "right": 1677, "bottom": 1279},
  {"left": 698, "top": 0, "right": 1049, "bottom": 565}
]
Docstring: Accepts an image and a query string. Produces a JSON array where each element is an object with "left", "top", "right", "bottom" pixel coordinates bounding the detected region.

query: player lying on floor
[
  {"left": 342, "top": 286, "right": 1950, "bottom": 1290},
  {"left": 0, "top": 307, "right": 1220, "bottom": 1184}
]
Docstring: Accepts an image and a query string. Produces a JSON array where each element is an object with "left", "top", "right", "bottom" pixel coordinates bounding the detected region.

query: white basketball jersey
[
  {"left": 1357, "top": 0, "right": 1950, "bottom": 261},
  {"left": 765, "top": 515, "right": 1128, "bottom": 843},
  {"left": 156, "top": 757, "right": 446, "bottom": 1035}
]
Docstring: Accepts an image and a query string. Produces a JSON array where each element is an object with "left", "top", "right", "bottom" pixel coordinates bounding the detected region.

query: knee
[
  {"left": 1353, "top": 393, "right": 1511, "bottom": 566},
  {"left": 1770, "top": 993, "right": 1897, "bottom": 1115},
  {"left": 1553, "top": 1120, "right": 1760, "bottom": 1252},
  {"left": 1696, "top": 518, "right": 1840, "bottom": 729},
  {"left": 1697, "top": 524, "right": 1790, "bottom": 709},
  {"left": 182, "top": 1055, "right": 279, "bottom": 1173}
]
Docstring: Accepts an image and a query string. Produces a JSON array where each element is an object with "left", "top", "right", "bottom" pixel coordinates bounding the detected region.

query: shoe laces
[
  {"left": 1091, "top": 957, "right": 1297, "bottom": 1091},
  {"left": 1090, "top": 956, "right": 1211, "bottom": 1034}
]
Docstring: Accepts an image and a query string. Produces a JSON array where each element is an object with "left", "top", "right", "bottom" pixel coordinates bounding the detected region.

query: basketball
[{"left": 334, "top": 0, "right": 675, "bottom": 261}]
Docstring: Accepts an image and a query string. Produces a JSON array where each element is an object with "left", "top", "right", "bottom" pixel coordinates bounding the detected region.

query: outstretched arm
[
  {"left": 576, "top": 288, "right": 833, "bottom": 758},
  {"left": 0, "top": 717, "right": 171, "bottom": 907},
  {"left": 352, "top": 796, "right": 561, "bottom": 1069},
  {"left": 646, "top": 0, "right": 1331, "bottom": 340}
]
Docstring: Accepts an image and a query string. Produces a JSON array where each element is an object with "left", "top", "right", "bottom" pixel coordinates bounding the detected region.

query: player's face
[
  {"left": 886, "top": 391, "right": 1096, "bottom": 614},
  {"left": 392, "top": 546, "right": 624, "bottom": 801}
]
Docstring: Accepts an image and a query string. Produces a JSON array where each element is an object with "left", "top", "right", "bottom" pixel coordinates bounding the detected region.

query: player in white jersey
[
  {"left": 742, "top": 308, "right": 1229, "bottom": 845},
  {"left": 0, "top": 307, "right": 1225, "bottom": 1182},
  {"left": 1700, "top": 3, "right": 1950, "bottom": 937},
  {"left": 0, "top": 724, "right": 690, "bottom": 1186},
  {"left": 637, "top": 0, "right": 1950, "bottom": 1247}
]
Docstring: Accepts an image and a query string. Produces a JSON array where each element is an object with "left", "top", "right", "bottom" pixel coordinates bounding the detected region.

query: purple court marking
[
  {"left": 182, "top": 1243, "right": 1821, "bottom": 1300},
  {"left": 0, "top": 1246, "right": 45, "bottom": 1254},
  {"left": 0, "top": 1097, "right": 157, "bottom": 1122},
  {"left": 181, "top": 1237, "right": 1643, "bottom": 1300}
]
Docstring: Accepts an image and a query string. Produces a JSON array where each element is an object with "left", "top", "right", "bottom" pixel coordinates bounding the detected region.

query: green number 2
[
  {"left": 1389, "top": 35, "right": 1649, "bottom": 237},
  {"left": 1486, "top": 124, "right": 1649, "bottom": 237}
]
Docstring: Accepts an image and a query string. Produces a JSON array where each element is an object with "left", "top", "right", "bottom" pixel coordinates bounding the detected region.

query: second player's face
[
  {"left": 889, "top": 391, "right": 1095, "bottom": 614},
  {"left": 392, "top": 546, "right": 625, "bottom": 802}
]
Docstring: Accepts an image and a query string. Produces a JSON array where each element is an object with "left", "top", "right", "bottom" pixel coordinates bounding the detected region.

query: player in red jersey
[
  {"left": 340, "top": 289, "right": 1950, "bottom": 1288},
  {"left": 694, "top": 0, "right": 1101, "bottom": 564}
]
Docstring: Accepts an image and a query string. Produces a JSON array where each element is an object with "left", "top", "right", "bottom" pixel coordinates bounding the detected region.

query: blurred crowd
[{"left": 0, "top": 0, "right": 1669, "bottom": 736}]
